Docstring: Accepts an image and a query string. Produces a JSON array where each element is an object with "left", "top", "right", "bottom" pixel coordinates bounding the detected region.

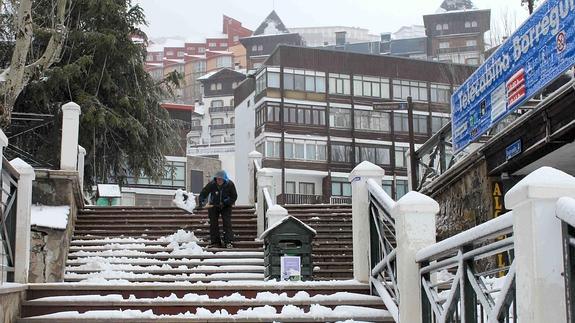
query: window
[
  {"left": 216, "top": 56, "right": 232, "bottom": 68},
  {"left": 177, "top": 51, "right": 185, "bottom": 57},
  {"left": 466, "top": 40, "right": 477, "bottom": 47},
  {"left": 383, "top": 180, "right": 393, "bottom": 197},
  {"left": 331, "top": 144, "right": 353, "bottom": 162},
  {"left": 232, "top": 82, "right": 238, "bottom": 89},
  {"left": 396, "top": 180, "right": 409, "bottom": 199},
  {"left": 353, "top": 75, "right": 390, "bottom": 98},
  {"left": 443, "top": 23, "right": 448, "bottom": 30},
  {"left": 211, "top": 118, "right": 223, "bottom": 125},
  {"left": 255, "top": 72, "right": 267, "bottom": 95},
  {"left": 283, "top": 69, "right": 326, "bottom": 93},
  {"left": 256, "top": 103, "right": 281, "bottom": 126},
  {"left": 394, "top": 113, "right": 409, "bottom": 132},
  {"left": 395, "top": 147, "right": 409, "bottom": 168},
  {"left": 465, "top": 21, "right": 471, "bottom": 28},
  {"left": 257, "top": 45, "right": 263, "bottom": 51},
  {"left": 210, "top": 83, "right": 217, "bottom": 91},
  {"left": 330, "top": 108, "right": 351, "bottom": 128},
  {"left": 283, "top": 139, "right": 326, "bottom": 161},
  {"left": 209, "top": 42, "right": 216, "bottom": 47},
  {"left": 329, "top": 73, "right": 351, "bottom": 95},
  {"left": 146, "top": 54, "right": 153, "bottom": 61},
  {"left": 233, "top": 35, "right": 239, "bottom": 42},
  {"left": 216, "top": 83, "right": 222, "bottom": 90},
  {"left": 198, "top": 47, "right": 205, "bottom": 53},
  {"left": 284, "top": 104, "right": 326, "bottom": 126},
  {"left": 252, "top": 45, "right": 258, "bottom": 51},
  {"left": 230, "top": 117, "right": 235, "bottom": 124},
  {"left": 430, "top": 83, "right": 451, "bottom": 103},
  {"left": 436, "top": 24, "right": 443, "bottom": 31},
  {"left": 439, "top": 42, "right": 450, "bottom": 49},
  {"left": 286, "top": 181, "right": 296, "bottom": 194},
  {"left": 220, "top": 43, "right": 228, "bottom": 47},
  {"left": 356, "top": 146, "right": 391, "bottom": 165},
  {"left": 191, "top": 119, "right": 201, "bottom": 127},
  {"left": 332, "top": 181, "right": 352, "bottom": 197},
  {"left": 266, "top": 141, "right": 281, "bottom": 158},
  {"left": 299, "top": 182, "right": 315, "bottom": 195},
  {"left": 432, "top": 116, "right": 450, "bottom": 133},
  {"left": 211, "top": 135, "right": 223, "bottom": 143},
  {"left": 127, "top": 161, "right": 186, "bottom": 188},
  {"left": 285, "top": 142, "right": 294, "bottom": 159},
  {"left": 413, "top": 115, "right": 428, "bottom": 134},
  {"left": 268, "top": 72, "right": 280, "bottom": 88},
  {"left": 294, "top": 143, "right": 305, "bottom": 159},
  {"left": 393, "top": 79, "right": 428, "bottom": 101},
  {"left": 355, "top": 110, "right": 391, "bottom": 132},
  {"left": 166, "top": 50, "right": 174, "bottom": 56},
  {"left": 211, "top": 100, "right": 224, "bottom": 108},
  {"left": 471, "top": 21, "right": 478, "bottom": 27}
]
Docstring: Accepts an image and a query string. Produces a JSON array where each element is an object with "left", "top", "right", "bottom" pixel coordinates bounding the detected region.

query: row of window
[
  {"left": 262, "top": 140, "right": 328, "bottom": 161},
  {"left": 435, "top": 21, "right": 478, "bottom": 31},
  {"left": 256, "top": 103, "right": 449, "bottom": 134},
  {"left": 286, "top": 179, "right": 408, "bottom": 200},
  {"left": 126, "top": 161, "right": 185, "bottom": 188},
  {"left": 256, "top": 69, "right": 453, "bottom": 103}
]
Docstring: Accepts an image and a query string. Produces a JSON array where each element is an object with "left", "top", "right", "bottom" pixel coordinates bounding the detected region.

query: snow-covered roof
[
  {"left": 209, "top": 50, "right": 233, "bottom": 55},
  {"left": 436, "top": 0, "right": 476, "bottom": 13},
  {"left": 393, "top": 25, "right": 426, "bottom": 40},
  {"left": 197, "top": 70, "right": 220, "bottom": 81},
  {"left": 260, "top": 215, "right": 317, "bottom": 239},
  {"left": 163, "top": 58, "right": 185, "bottom": 64},
  {"left": 97, "top": 184, "right": 122, "bottom": 198},
  {"left": 253, "top": 10, "right": 290, "bottom": 36}
]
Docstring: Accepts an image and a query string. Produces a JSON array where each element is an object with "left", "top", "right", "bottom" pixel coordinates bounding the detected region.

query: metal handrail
[{"left": 1, "top": 157, "right": 20, "bottom": 283}]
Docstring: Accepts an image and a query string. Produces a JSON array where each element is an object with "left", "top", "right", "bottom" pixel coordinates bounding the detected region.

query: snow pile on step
[{"left": 30, "top": 305, "right": 388, "bottom": 320}]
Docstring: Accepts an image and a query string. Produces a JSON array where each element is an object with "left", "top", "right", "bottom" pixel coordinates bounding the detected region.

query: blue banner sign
[
  {"left": 452, "top": 0, "right": 575, "bottom": 153},
  {"left": 506, "top": 139, "right": 522, "bottom": 160}
]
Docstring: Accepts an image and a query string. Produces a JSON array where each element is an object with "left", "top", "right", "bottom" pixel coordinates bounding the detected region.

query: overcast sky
[{"left": 134, "top": 0, "right": 530, "bottom": 42}]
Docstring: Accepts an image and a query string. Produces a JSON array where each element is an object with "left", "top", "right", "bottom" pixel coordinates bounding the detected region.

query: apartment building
[
  {"left": 423, "top": 1, "right": 490, "bottom": 65},
  {"left": 187, "top": 68, "right": 247, "bottom": 181},
  {"left": 234, "top": 45, "right": 475, "bottom": 205}
]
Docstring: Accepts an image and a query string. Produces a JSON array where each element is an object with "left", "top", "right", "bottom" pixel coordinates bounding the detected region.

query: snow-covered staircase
[{"left": 19, "top": 205, "right": 391, "bottom": 322}]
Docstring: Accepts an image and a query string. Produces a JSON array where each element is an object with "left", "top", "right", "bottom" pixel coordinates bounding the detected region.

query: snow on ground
[{"left": 31, "top": 205, "right": 70, "bottom": 230}]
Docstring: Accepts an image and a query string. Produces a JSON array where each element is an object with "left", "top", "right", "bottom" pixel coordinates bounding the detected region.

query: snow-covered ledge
[
  {"left": 349, "top": 161, "right": 385, "bottom": 283},
  {"left": 505, "top": 166, "right": 575, "bottom": 323},
  {"left": 393, "top": 191, "right": 437, "bottom": 323}
]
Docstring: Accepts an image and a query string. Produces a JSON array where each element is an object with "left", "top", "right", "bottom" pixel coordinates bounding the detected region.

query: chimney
[{"left": 335, "top": 31, "right": 347, "bottom": 46}]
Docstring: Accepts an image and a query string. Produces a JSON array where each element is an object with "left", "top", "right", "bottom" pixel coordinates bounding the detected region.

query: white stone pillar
[
  {"left": 248, "top": 151, "right": 263, "bottom": 206},
  {"left": 0, "top": 129, "right": 7, "bottom": 174},
  {"left": 256, "top": 168, "right": 275, "bottom": 236},
  {"left": 393, "top": 191, "right": 438, "bottom": 323},
  {"left": 10, "top": 158, "right": 35, "bottom": 284},
  {"left": 77, "top": 145, "right": 86, "bottom": 189},
  {"left": 60, "top": 102, "right": 81, "bottom": 170},
  {"left": 505, "top": 166, "right": 575, "bottom": 323},
  {"left": 349, "top": 161, "right": 385, "bottom": 283}
]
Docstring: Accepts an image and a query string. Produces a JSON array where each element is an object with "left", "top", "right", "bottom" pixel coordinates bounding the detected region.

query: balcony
[
  {"left": 277, "top": 193, "right": 323, "bottom": 205},
  {"left": 187, "top": 144, "right": 235, "bottom": 156},
  {"left": 436, "top": 45, "right": 479, "bottom": 54},
  {"left": 330, "top": 196, "right": 352, "bottom": 204},
  {"left": 209, "top": 124, "right": 234, "bottom": 130},
  {"left": 189, "top": 125, "right": 202, "bottom": 131},
  {"left": 210, "top": 106, "right": 234, "bottom": 113}
]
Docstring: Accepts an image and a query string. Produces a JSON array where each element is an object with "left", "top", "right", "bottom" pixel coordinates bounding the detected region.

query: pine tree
[{"left": 11, "top": 0, "right": 180, "bottom": 188}]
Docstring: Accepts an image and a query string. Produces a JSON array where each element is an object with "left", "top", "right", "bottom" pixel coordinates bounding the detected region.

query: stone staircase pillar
[
  {"left": 60, "top": 102, "right": 81, "bottom": 171},
  {"left": 349, "top": 161, "right": 385, "bottom": 283}
]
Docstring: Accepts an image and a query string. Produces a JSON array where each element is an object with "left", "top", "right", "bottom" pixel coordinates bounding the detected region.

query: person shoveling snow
[{"left": 173, "top": 189, "right": 196, "bottom": 213}]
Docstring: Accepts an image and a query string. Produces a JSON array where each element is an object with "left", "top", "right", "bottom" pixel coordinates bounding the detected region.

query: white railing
[
  {"left": 367, "top": 178, "right": 399, "bottom": 321},
  {"left": 352, "top": 164, "right": 575, "bottom": 323},
  {"left": 416, "top": 212, "right": 516, "bottom": 322}
]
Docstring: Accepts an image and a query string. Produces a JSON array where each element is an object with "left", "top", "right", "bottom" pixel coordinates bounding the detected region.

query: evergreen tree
[{"left": 12, "top": 0, "right": 180, "bottom": 188}]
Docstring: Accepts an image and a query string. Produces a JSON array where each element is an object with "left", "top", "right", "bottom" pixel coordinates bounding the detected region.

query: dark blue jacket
[{"left": 198, "top": 172, "right": 238, "bottom": 208}]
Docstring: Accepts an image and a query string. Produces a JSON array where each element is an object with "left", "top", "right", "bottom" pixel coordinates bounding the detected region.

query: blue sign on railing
[
  {"left": 452, "top": 0, "right": 575, "bottom": 153},
  {"left": 506, "top": 139, "right": 522, "bottom": 160}
]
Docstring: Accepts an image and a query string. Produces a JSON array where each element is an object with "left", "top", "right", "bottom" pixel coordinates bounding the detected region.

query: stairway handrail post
[
  {"left": 393, "top": 191, "right": 438, "bottom": 323},
  {"left": 349, "top": 161, "right": 385, "bottom": 283},
  {"left": 505, "top": 167, "right": 575, "bottom": 323},
  {"left": 248, "top": 151, "right": 262, "bottom": 206},
  {"left": 10, "top": 158, "right": 35, "bottom": 284},
  {"left": 256, "top": 167, "right": 275, "bottom": 236}
]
